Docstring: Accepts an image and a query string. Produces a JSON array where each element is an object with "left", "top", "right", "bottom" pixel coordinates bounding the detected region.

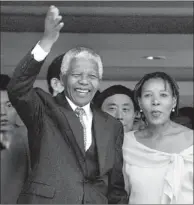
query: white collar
[{"left": 65, "top": 96, "right": 91, "bottom": 118}]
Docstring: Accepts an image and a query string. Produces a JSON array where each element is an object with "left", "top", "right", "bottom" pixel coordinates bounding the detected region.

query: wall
[
  {"left": 1, "top": 32, "right": 193, "bottom": 107},
  {"left": 1, "top": 32, "right": 193, "bottom": 81}
]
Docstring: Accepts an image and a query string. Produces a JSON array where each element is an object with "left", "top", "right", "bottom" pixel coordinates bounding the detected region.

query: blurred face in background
[
  {"left": 0, "top": 90, "right": 17, "bottom": 132},
  {"left": 101, "top": 94, "right": 136, "bottom": 133}
]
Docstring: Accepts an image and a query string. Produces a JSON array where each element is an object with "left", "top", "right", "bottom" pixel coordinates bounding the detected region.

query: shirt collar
[{"left": 65, "top": 96, "right": 91, "bottom": 118}]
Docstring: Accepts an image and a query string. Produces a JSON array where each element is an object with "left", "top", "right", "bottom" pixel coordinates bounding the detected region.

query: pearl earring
[
  {"left": 172, "top": 108, "right": 175, "bottom": 112},
  {"left": 140, "top": 109, "right": 143, "bottom": 113}
]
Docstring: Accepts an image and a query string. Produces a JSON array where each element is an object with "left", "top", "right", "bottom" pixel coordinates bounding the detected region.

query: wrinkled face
[
  {"left": 138, "top": 78, "right": 177, "bottom": 126},
  {"left": 61, "top": 57, "right": 100, "bottom": 107},
  {"left": 0, "top": 91, "right": 17, "bottom": 132},
  {"left": 101, "top": 94, "right": 136, "bottom": 133}
]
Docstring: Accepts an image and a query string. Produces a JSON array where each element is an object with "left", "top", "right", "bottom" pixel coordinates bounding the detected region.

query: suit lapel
[
  {"left": 54, "top": 94, "right": 111, "bottom": 175},
  {"left": 92, "top": 108, "right": 110, "bottom": 175},
  {"left": 54, "top": 93, "right": 85, "bottom": 157}
]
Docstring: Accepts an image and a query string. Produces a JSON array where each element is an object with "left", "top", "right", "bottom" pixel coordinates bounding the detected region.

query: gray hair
[{"left": 60, "top": 47, "right": 103, "bottom": 79}]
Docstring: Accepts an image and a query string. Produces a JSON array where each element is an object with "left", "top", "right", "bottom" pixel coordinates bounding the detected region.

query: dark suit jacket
[
  {"left": 1, "top": 126, "right": 29, "bottom": 204},
  {"left": 7, "top": 50, "right": 128, "bottom": 204}
]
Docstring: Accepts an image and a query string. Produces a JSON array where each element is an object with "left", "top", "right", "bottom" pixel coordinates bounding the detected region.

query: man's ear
[
  {"left": 51, "top": 77, "right": 64, "bottom": 96},
  {"left": 50, "top": 78, "right": 58, "bottom": 90}
]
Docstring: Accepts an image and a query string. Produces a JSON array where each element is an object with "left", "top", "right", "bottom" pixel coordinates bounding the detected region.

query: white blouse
[{"left": 122, "top": 130, "right": 193, "bottom": 204}]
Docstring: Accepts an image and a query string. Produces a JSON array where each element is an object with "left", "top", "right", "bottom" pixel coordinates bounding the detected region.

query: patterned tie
[{"left": 75, "top": 107, "right": 87, "bottom": 151}]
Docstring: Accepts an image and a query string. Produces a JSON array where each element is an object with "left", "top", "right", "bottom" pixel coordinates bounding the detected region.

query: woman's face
[{"left": 138, "top": 78, "right": 177, "bottom": 126}]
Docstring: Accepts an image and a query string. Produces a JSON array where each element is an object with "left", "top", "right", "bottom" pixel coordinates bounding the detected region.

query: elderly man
[{"left": 7, "top": 6, "right": 128, "bottom": 204}]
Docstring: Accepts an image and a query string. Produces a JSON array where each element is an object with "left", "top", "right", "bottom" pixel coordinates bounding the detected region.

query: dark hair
[
  {"left": 178, "top": 107, "right": 194, "bottom": 129},
  {"left": 46, "top": 54, "right": 64, "bottom": 94},
  {"left": 92, "top": 90, "right": 101, "bottom": 104},
  {"left": 134, "top": 72, "right": 179, "bottom": 119},
  {"left": 95, "top": 85, "right": 138, "bottom": 111},
  {"left": 0, "top": 74, "right": 11, "bottom": 90}
]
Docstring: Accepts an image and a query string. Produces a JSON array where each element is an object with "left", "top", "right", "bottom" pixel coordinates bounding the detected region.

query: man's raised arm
[{"left": 7, "top": 5, "right": 64, "bottom": 129}]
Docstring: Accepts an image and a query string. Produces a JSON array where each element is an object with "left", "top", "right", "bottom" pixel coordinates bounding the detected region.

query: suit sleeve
[
  {"left": 7, "top": 48, "right": 48, "bottom": 167},
  {"left": 108, "top": 124, "right": 129, "bottom": 204},
  {"left": 7, "top": 49, "right": 46, "bottom": 131}
]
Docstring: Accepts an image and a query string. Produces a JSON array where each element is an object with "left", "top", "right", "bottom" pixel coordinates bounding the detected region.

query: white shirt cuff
[{"left": 31, "top": 42, "right": 49, "bottom": 62}]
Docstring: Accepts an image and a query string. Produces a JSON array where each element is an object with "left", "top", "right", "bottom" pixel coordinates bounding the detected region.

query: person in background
[
  {"left": 46, "top": 54, "right": 64, "bottom": 96},
  {"left": 173, "top": 106, "right": 194, "bottom": 130},
  {"left": 122, "top": 72, "right": 193, "bottom": 204},
  {"left": 131, "top": 112, "right": 146, "bottom": 131},
  {"left": 92, "top": 90, "right": 101, "bottom": 104},
  {"left": 95, "top": 85, "right": 138, "bottom": 134},
  {"left": 0, "top": 140, "right": 6, "bottom": 151},
  {"left": 0, "top": 74, "right": 30, "bottom": 204},
  {"left": 7, "top": 6, "right": 128, "bottom": 204}
]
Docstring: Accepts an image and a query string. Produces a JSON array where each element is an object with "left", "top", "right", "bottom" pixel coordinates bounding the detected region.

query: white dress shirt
[
  {"left": 31, "top": 42, "right": 93, "bottom": 151},
  {"left": 66, "top": 97, "right": 93, "bottom": 151},
  {"left": 31, "top": 42, "right": 49, "bottom": 62}
]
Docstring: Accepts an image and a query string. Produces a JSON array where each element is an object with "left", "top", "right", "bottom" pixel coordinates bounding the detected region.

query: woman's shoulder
[
  {"left": 134, "top": 122, "right": 193, "bottom": 143},
  {"left": 171, "top": 122, "right": 193, "bottom": 136},
  {"left": 170, "top": 122, "right": 193, "bottom": 146}
]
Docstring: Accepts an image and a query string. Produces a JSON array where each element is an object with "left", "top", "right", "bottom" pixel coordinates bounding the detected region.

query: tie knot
[{"left": 75, "top": 107, "right": 85, "bottom": 116}]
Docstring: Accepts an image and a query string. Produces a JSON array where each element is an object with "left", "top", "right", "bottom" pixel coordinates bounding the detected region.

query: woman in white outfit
[{"left": 122, "top": 72, "right": 193, "bottom": 204}]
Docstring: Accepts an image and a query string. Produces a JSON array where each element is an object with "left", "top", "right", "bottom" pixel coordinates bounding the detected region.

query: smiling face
[
  {"left": 101, "top": 94, "right": 136, "bottom": 133},
  {"left": 61, "top": 57, "right": 100, "bottom": 107},
  {"left": 0, "top": 91, "right": 17, "bottom": 132},
  {"left": 138, "top": 78, "right": 177, "bottom": 126}
]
